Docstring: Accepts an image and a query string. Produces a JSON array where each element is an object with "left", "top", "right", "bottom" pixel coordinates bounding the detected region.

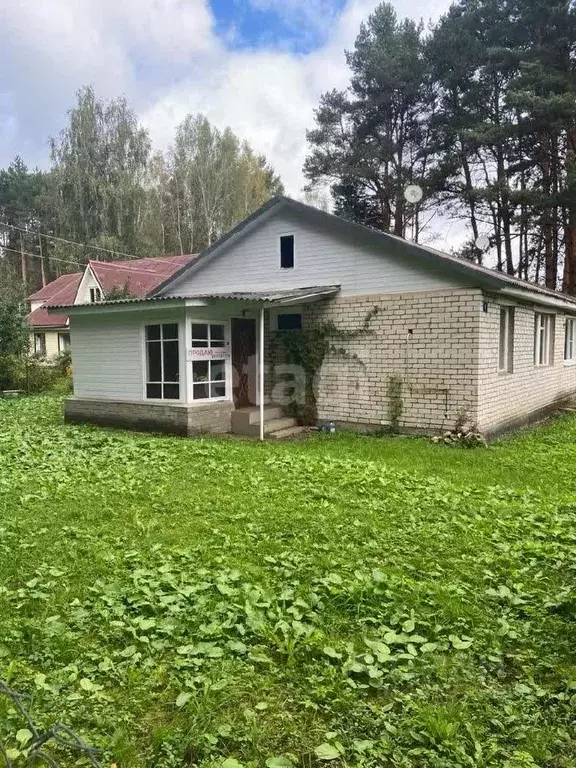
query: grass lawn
[{"left": 1, "top": 396, "right": 576, "bottom": 768}]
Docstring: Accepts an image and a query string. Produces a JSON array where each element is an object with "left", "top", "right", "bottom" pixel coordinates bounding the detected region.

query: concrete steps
[{"left": 231, "top": 405, "right": 307, "bottom": 439}]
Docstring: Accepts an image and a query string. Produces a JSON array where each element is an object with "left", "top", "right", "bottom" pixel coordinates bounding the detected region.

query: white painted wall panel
[
  {"left": 164, "top": 210, "right": 463, "bottom": 297},
  {"left": 70, "top": 314, "right": 145, "bottom": 400}
]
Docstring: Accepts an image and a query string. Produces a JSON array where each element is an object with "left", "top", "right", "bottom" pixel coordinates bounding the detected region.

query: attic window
[
  {"left": 89, "top": 287, "right": 102, "bottom": 303},
  {"left": 279, "top": 235, "right": 295, "bottom": 269}
]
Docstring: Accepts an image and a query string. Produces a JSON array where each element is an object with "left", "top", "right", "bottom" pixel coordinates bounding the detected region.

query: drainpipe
[{"left": 259, "top": 305, "right": 265, "bottom": 441}]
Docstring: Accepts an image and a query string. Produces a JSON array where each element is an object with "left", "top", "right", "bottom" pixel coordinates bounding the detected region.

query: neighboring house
[
  {"left": 27, "top": 272, "right": 83, "bottom": 358},
  {"left": 28, "top": 255, "right": 195, "bottom": 359},
  {"left": 50, "top": 196, "right": 576, "bottom": 439}
]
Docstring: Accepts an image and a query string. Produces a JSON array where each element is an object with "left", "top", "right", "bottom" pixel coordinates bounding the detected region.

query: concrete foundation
[{"left": 64, "top": 398, "right": 234, "bottom": 436}]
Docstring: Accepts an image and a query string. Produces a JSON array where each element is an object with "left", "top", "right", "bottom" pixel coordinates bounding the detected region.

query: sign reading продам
[{"left": 187, "top": 347, "right": 231, "bottom": 361}]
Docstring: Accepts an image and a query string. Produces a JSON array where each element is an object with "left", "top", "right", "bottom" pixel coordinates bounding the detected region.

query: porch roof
[{"left": 48, "top": 285, "right": 341, "bottom": 313}]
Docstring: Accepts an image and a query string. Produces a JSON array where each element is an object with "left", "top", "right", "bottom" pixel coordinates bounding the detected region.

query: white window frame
[
  {"left": 565, "top": 318, "right": 576, "bottom": 364},
  {"left": 89, "top": 287, "right": 102, "bottom": 304},
  {"left": 34, "top": 332, "right": 46, "bottom": 356},
  {"left": 143, "top": 322, "right": 182, "bottom": 401},
  {"left": 188, "top": 320, "right": 231, "bottom": 403},
  {"left": 58, "top": 332, "right": 71, "bottom": 353},
  {"left": 534, "top": 313, "right": 554, "bottom": 367},
  {"left": 498, "top": 306, "right": 514, "bottom": 373},
  {"left": 278, "top": 233, "right": 296, "bottom": 270}
]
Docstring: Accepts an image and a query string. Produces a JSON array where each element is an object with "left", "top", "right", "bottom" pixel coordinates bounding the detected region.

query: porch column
[{"left": 259, "top": 305, "right": 265, "bottom": 441}]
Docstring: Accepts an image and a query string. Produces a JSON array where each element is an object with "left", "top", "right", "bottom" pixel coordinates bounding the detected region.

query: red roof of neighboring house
[
  {"left": 27, "top": 254, "right": 196, "bottom": 329},
  {"left": 88, "top": 254, "right": 196, "bottom": 298},
  {"left": 27, "top": 272, "right": 82, "bottom": 329},
  {"left": 28, "top": 306, "right": 70, "bottom": 328},
  {"left": 27, "top": 272, "right": 83, "bottom": 304}
]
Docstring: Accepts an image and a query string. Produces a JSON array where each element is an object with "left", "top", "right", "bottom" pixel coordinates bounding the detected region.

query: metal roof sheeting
[{"left": 48, "top": 285, "right": 341, "bottom": 311}]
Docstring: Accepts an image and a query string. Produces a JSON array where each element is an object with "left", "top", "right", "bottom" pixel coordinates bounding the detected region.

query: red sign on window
[{"left": 187, "top": 347, "right": 231, "bottom": 361}]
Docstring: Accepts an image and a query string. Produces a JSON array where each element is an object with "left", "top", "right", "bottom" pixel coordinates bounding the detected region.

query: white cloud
[{"left": 0, "top": 0, "right": 453, "bottom": 214}]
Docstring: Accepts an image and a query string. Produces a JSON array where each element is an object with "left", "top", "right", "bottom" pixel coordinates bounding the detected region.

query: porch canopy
[
  {"left": 172, "top": 285, "right": 340, "bottom": 439},
  {"left": 49, "top": 284, "right": 340, "bottom": 440}
]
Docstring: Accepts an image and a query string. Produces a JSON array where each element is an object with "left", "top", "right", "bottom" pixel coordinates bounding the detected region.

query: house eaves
[{"left": 151, "top": 195, "right": 576, "bottom": 310}]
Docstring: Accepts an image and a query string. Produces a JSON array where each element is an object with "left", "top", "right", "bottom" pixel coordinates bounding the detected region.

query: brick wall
[
  {"left": 298, "top": 289, "right": 483, "bottom": 433},
  {"left": 477, "top": 297, "right": 576, "bottom": 434},
  {"left": 65, "top": 398, "right": 233, "bottom": 436}
]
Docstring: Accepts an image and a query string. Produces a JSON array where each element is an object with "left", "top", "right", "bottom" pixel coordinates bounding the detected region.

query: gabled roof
[
  {"left": 88, "top": 254, "right": 196, "bottom": 299},
  {"left": 27, "top": 272, "right": 82, "bottom": 304},
  {"left": 27, "top": 272, "right": 82, "bottom": 329},
  {"left": 28, "top": 255, "right": 197, "bottom": 329},
  {"left": 152, "top": 195, "right": 576, "bottom": 308}
]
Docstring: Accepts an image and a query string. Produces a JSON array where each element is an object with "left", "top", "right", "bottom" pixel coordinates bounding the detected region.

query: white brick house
[{"left": 50, "top": 196, "right": 576, "bottom": 438}]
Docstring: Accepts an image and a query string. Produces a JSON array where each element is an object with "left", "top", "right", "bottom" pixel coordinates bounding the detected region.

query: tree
[
  {"left": 0, "top": 157, "right": 47, "bottom": 291},
  {"left": 428, "top": 0, "right": 576, "bottom": 286},
  {"left": 168, "top": 114, "right": 283, "bottom": 253},
  {"left": 0, "top": 290, "right": 28, "bottom": 357},
  {"left": 305, "top": 3, "right": 438, "bottom": 240},
  {"left": 49, "top": 86, "right": 151, "bottom": 258}
]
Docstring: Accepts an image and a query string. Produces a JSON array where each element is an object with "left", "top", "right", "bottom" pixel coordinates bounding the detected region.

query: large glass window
[
  {"left": 190, "top": 323, "right": 228, "bottom": 400},
  {"left": 145, "top": 323, "right": 180, "bottom": 400}
]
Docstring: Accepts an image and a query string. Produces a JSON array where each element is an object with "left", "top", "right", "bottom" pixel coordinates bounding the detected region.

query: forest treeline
[
  {"left": 0, "top": 87, "right": 283, "bottom": 295},
  {"left": 2, "top": 0, "right": 575, "bottom": 297},
  {"left": 305, "top": 0, "right": 576, "bottom": 291}
]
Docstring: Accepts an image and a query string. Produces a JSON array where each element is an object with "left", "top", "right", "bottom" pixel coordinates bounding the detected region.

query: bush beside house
[{"left": 0, "top": 294, "right": 72, "bottom": 395}]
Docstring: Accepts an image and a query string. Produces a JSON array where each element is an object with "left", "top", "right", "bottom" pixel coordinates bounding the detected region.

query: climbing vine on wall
[
  {"left": 386, "top": 374, "right": 403, "bottom": 433},
  {"left": 272, "top": 307, "right": 380, "bottom": 425}
]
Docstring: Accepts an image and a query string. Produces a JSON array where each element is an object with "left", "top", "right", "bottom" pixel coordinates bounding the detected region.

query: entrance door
[{"left": 231, "top": 318, "right": 257, "bottom": 406}]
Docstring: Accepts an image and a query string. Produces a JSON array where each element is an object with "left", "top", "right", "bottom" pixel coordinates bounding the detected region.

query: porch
[{"left": 63, "top": 286, "right": 340, "bottom": 439}]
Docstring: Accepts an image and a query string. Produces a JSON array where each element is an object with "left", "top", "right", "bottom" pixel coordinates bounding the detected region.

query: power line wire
[
  {"left": 0, "top": 244, "right": 84, "bottom": 269},
  {"left": 1, "top": 221, "right": 139, "bottom": 260}
]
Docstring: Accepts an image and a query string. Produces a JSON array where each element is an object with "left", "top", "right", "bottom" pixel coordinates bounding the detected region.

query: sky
[{"left": 0, "top": 0, "right": 454, "bottom": 235}]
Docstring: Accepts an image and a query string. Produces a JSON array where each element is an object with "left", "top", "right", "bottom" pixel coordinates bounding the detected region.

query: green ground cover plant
[{"left": 0, "top": 396, "right": 575, "bottom": 767}]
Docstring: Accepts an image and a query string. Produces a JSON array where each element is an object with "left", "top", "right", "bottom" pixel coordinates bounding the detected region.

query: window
[
  {"left": 34, "top": 333, "right": 46, "bottom": 356},
  {"left": 565, "top": 318, "right": 576, "bottom": 362},
  {"left": 58, "top": 332, "right": 71, "bottom": 353},
  {"left": 190, "top": 323, "right": 228, "bottom": 400},
  {"left": 498, "top": 306, "right": 514, "bottom": 372},
  {"left": 89, "top": 287, "right": 102, "bottom": 303},
  {"left": 534, "top": 313, "right": 555, "bottom": 366},
  {"left": 145, "top": 323, "right": 180, "bottom": 400},
  {"left": 277, "top": 312, "right": 302, "bottom": 331},
  {"left": 279, "top": 235, "right": 295, "bottom": 269}
]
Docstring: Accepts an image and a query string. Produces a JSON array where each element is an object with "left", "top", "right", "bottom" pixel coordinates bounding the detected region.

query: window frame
[
  {"left": 143, "top": 322, "right": 182, "bottom": 402},
  {"left": 188, "top": 320, "right": 231, "bottom": 403},
  {"left": 565, "top": 317, "right": 576, "bottom": 364},
  {"left": 58, "top": 332, "right": 71, "bottom": 354},
  {"left": 534, "top": 312, "right": 555, "bottom": 367},
  {"left": 498, "top": 306, "right": 514, "bottom": 373},
  {"left": 271, "top": 306, "right": 303, "bottom": 331},
  {"left": 278, "top": 233, "right": 296, "bottom": 270},
  {"left": 89, "top": 287, "right": 102, "bottom": 304},
  {"left": 34, "top": 332, "right": 46, "bottom": 357}
]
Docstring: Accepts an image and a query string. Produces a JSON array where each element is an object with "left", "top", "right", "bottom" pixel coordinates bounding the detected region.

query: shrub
[{"left": 0, "top": 355, "right": 70, "bottom": 394}]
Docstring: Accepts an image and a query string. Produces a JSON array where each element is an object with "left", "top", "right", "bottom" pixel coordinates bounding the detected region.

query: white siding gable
[
  {"left": 162, "top": 209, "right": 464, "bottom": 297},
  {"left": 75, "top": 265, "right": 102, "bottom": 304}
]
